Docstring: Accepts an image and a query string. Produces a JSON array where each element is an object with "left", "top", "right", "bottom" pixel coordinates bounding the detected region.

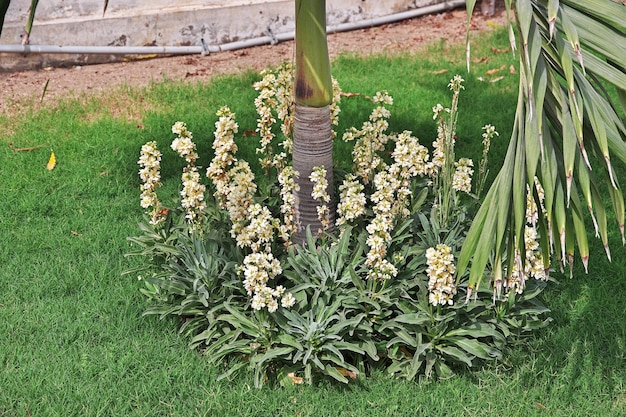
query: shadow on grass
[{"left": 512, "top": 239, "right": 626, "bottom": 405}]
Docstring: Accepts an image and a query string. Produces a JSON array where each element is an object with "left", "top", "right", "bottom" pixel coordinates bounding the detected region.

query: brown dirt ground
[{"left": 0, "top": 4, "right": 507, "bottom": 114}]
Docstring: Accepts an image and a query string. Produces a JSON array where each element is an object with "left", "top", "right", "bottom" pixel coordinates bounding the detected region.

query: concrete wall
[{"left": 1, "top": 0, "right": 451, "bottom": 71}]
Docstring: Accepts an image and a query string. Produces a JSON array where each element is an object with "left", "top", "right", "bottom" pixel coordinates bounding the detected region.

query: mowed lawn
[{"left": 1, "top": 27, "right": 625, "bottom": 416}]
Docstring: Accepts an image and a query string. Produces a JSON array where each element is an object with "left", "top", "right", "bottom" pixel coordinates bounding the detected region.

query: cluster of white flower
[
  {"left": 223, "top": 161, "right": 257, "bottom": 223},
  {"left": 503, "top": 250, "right": 524, "bottom": 295},
  {"left": 277, "top": 165, "right": 300, "bottom": 243},
  {"left": 340, "top": 93, "right": 436, "bottom": 281},
  {"left": 522, "top": 178, "right": 547, "bottom": 280},
  {"left": 452, "top": 158, "right": 474, "bottom": 194},
  {"left": 242, "top": 252, "right": 295, "bottom": 312},
  {"left": 523, "top": 224, "right": 546, "bottom": 280},
  {"left": 389, "top": 132, "right": 430, "bottom": 217},
  {"left": 336, "top": 174, "right": 366, "bottom": 227},
  {"left": 170, "top": 122, "right": 206, "bottom": 224},
  {"left": 310, "top": 166, "right": 331, "bottom": 231},
  {"left": 391, "top": 131, "right": 431, "bottom": 179},
  {"left": 448, "top": 75, "right": 465, "bottom": 93},
  {"left": 254, "top": 63, "right": 341, "bottom": 168},
  {"left": 426, "top": 244, "right": 457, "bottom": 306},
  {"left": 367, "top": 258, "right": 399, "bottom": 282},
  {"left": 431, "top": 124, "right": 447, "bottom": 172},
  {"left": 232, "top": 203, "right": 278, "bottom": 252},
  {"left": 525, "top": 177, "right": 545, "bottom": 225},
  {"left": 364, "top": 128, "right": 436, "bottom": 280},
  {"left": 429, "top": 76, "right": 465, "bottom": 183},
  {"left": 503, "top": 178, "right": 548, "bottom": 295},
  {"left": 372, "top": 90, "right": 394, "bottom": 106},
  {"left": 138, "top": 141, "right": 165, "bottom": 225},
  {"left": 365, "top": 170, "right": 401, "bottom": 281},
  {"left": 330, "top": 78, "right": 342, "bottom": 135},
  {"left": 476, "top": 124, "right": 498, "bottom": 198},
  {"left": 204, "top": 107, "right": 295, "bottom": 313},
  {"left": 429, "top": 76, "right": 481, "bottom": 228},
  {"left": 206, "top": 108, "right": 249, "bottom": 217},
  {"left": 254, "top": 70, "right": 280, "bottom": 169},
  {"left": 207, "top": 107, "right": 239, "bottom": 192},
  {"left": 431, "top": 103, "right": 447, "bottom": 121},
  {"left": 342, "top": 91, "right": 394, "bottom": 184},
  {"left": 179, "top": 169, "right": 206, "bottom": 223},
  {"left": 171, "top": 122, "right": 199, "bottom": 165},
  {"left": 253, "top": 63, "right": 341, "bottom": 170},
  {"left": 482, "top": 124, "right": 497, "bottom": 155}
]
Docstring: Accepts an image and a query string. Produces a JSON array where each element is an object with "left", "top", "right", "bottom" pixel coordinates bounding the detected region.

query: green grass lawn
[{"left": 1, "top": 28, "right": 625, "bottom": 416}]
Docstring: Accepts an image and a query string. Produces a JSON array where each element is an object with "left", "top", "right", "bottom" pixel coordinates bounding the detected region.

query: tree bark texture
[
  {"left": 292, "top": 104, "right": 335, "bottom": 243},
  {"left": 480, "top": 0, "right": 496, "bottom": 17}
]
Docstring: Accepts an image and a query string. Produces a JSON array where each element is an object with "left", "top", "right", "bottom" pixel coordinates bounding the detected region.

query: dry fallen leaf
[
  {"left": 430, "top": 69, "right": 449, "bottom": 75},
  {"left": 287, "top": 372, "right": 303, "bottom": 384},
  {"left": 71, "top": 230, "right": 83, "bottom": 237},
  {"left": 9, "top": 142, "right": 45, "bottom": 152},
  {"left": 46, "top": 151, "right": 57, "bottom": 170},
  {"left": 490, "top": 46, "right": 511, "bottom": 54},
  {"left": 509, "top": 65, "right": 517, "bottom": 74},
  {"left": 400, "top": 346, "right": 414, "bottom": 357},
  {"left": 486, "top": 65, "right": 507, "bottom": 75},
  {"left": 490, "top": 76, "right": 505, "bottom": 83},
  {"left": 336, "top": 367, "right": 358, "bottom": 380}
]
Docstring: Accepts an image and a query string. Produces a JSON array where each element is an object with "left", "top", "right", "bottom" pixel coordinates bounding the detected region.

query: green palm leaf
[{"left": 460, "top": 0, "right": 626, "bottom": 292}]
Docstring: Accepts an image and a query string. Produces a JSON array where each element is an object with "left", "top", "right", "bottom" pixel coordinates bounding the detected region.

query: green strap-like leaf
[
  {"left": 607, "top": 186, "right": 626, "bottom": 245},
  {"left": 563, "top": 0, "right": 626, "bottom": 31},
  {"left": 465, "top": 0, "right": 477, "bottom": 72},
  {"left": 437, "top": 346, "right": 473, "bottom": 367},
  {"left": 324, "top": 364, "right": 349, "bottom": 383},
  {"left": 517, "top": 0, "right": 533, "bottom": 43},
  {"left": 448, "top": 337, "right": 501, "bottom": 360}
]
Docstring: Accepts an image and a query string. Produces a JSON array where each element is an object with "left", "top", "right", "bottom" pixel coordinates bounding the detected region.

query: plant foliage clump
[{"left": 127, "top": 65, "right": 551, "bottom": 387}]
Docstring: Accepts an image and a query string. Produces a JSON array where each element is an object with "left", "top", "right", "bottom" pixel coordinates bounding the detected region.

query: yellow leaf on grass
[{"left": 46, "top": 151, "right": 56, "bottom": 170}]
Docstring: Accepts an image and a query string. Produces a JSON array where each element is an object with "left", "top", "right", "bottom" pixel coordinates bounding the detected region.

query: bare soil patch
[{"left": 0, "top": 4, "right": 506, "bottom": 114}]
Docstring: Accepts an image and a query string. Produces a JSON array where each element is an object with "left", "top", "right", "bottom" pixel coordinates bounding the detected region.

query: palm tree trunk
[
  {"left": 293, "top": 105, "right": 335, "bottom": 240},
  {"left": 293, "top": 0, "right": 335, "bottom": 243},
  {"left": 480, "top": 0, "right": 496, "bottom": 17},
  {"left": 0, "top": 0, "right": 10, "bottom": 37}
]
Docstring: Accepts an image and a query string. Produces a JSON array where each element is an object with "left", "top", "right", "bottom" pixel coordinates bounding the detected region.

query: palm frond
[{"left": 460, "top": 0, "right": 626, "bottom": 294}]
